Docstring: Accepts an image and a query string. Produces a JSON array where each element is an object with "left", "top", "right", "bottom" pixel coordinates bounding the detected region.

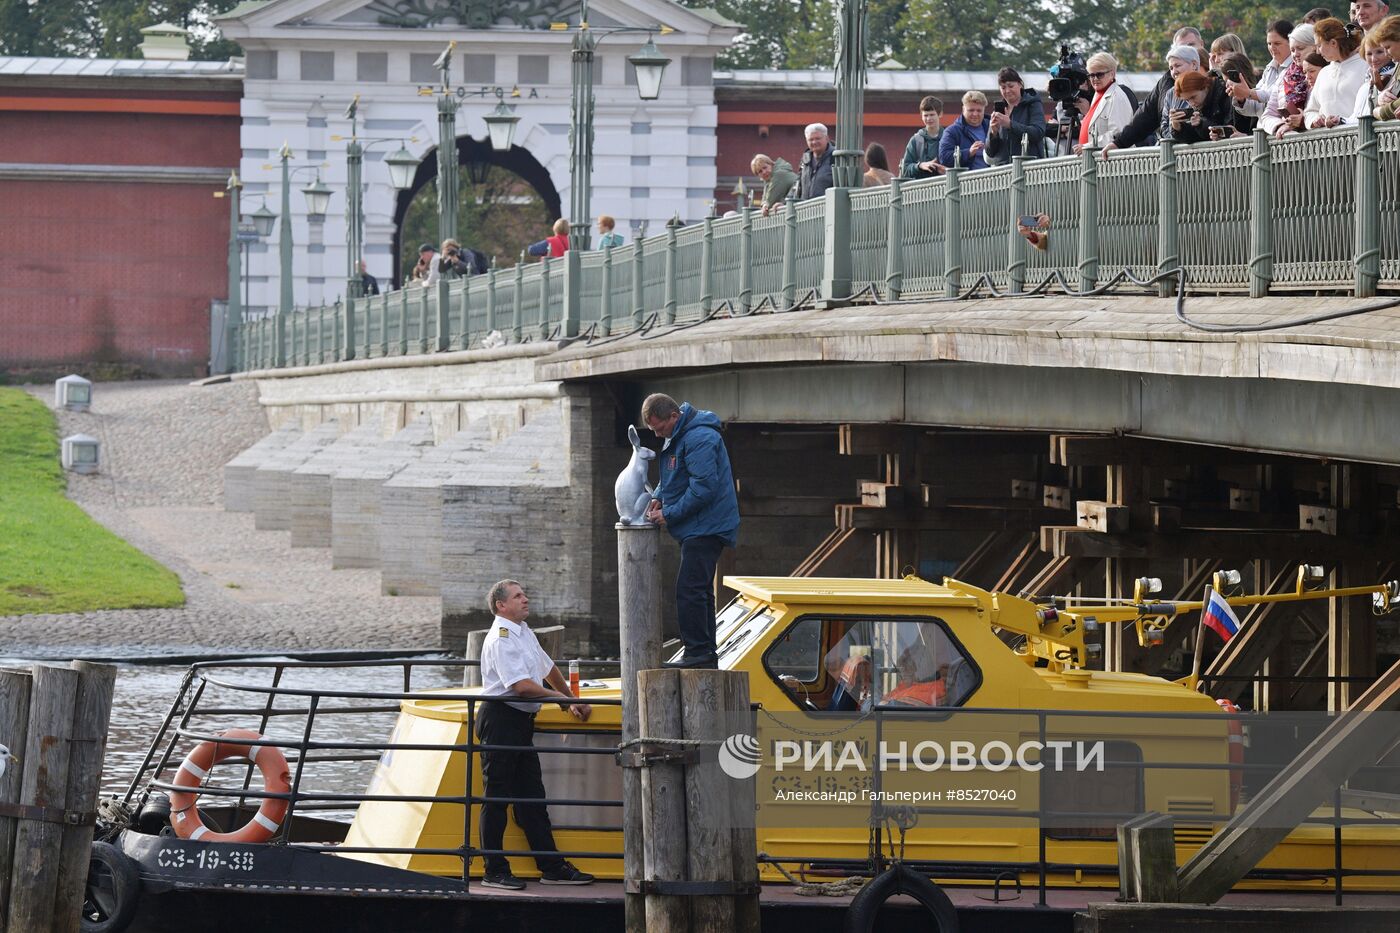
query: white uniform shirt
[{"left": 478, "top": 615, "right": 556, "bottom": 713}]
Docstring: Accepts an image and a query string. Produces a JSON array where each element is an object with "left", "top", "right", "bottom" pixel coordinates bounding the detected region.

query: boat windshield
[{"left": 663, "top": 597, "right": 763, "bottom": 665}]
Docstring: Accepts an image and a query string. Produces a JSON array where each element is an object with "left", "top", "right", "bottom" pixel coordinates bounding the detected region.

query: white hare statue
[{"left": 615, "top": 424, "right": 657, "bottom": 525}]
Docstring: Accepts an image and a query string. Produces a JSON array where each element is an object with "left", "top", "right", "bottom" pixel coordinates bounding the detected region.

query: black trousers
[
  {"left": 475, "top": 702, "right": 565, "bottom": 875},
  {"left": 676, "top": 534, "right": 726, "bottom": 663}
]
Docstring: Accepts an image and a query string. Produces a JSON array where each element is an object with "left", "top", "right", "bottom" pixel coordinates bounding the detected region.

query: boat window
[
  {"left": 717, "top": 610, "right": 776, "bottom": 668},
  {"left": 765, "top": 616, "right": 979, "bottom": 712},
  {"left": 766, "top": 619, "right": 823, "bottom": 682},
  {"left": 1042, "top": 740, "right": 1144, "bottom": 840}
]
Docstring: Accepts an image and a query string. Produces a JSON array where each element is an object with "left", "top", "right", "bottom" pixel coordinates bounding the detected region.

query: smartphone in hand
[
  {"left": 1018, "top": 215, "right": 1040, "bottom": 228},
  {"left": 992, "top": 101, "right": 1008, "bottom": 114},
  {"left": 1225, "top": 69, "right": 1243, "bottom": 83}
]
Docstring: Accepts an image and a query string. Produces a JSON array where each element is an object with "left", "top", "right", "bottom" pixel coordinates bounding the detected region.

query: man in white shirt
[{"left": 475, "top": 579, "right": 594, "bottom": 890}]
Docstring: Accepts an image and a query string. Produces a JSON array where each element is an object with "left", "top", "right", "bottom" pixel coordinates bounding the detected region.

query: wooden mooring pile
[{"left": 0, "top": 661, "right": 116, "bottom": 932}]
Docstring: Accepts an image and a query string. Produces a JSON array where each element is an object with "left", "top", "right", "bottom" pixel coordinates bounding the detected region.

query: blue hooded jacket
[
  {"left": 938, "top": 115, "right": 990, "bottom": 170},
  {"left": 656, "top": 404, "right": 739, "bottom": 546}
]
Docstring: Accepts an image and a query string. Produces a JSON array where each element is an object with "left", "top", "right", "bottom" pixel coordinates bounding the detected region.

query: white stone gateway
[{"left": 216, "top": 0, "right": 739, "bottom": 313}]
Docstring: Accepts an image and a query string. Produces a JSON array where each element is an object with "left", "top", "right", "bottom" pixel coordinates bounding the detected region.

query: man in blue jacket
[
  {"left": 938, "top": 90, "right": 991, "bottom": 170},
  {"left": 641, "top": 393, "right": 740, "bottom": 669}
]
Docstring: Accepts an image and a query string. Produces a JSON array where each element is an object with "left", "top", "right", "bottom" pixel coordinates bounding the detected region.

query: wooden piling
[
  {"left": 617, "top": 523, "right": 662, "bottom": 933},
  {"left": 1117, "top": 811, "right": 1178, "bottom": 903},
  {"left": 5, "top": 663, "right": 80, "bottom": 933},
  {"left": 638, "top": 668, "right": 690, "bottom": 933},
  {"left": 727, "top": 673, "right": 761, "bottom": 933},
  {"left": 53, "top": 661, "right": 117, "bottom": 933},
  {"left": 463, "top": 628, "right": 489, "bottom": 687},
  {"left": 680, "top": 670, "right": 734, "bottom": 932},
  {"left": 0, "top": 669, "right": 32, "bottom": 932}
]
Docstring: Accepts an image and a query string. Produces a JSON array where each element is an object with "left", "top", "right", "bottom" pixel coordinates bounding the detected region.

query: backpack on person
[{"left": 466, "top": 248, "right": 489, "bottom": 275}]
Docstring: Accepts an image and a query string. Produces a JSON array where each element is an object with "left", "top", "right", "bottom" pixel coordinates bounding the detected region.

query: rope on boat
[
  {"left": 762, "top": 854, "right": 867, "bottom": 897},
  {"left": 616, "top": 736, "right": 723, "bottom": 749}
]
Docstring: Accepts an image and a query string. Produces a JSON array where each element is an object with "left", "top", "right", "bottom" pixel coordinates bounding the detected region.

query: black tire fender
[
  {"left": 844, "top": 863, "right": 959, "bottom": 933},
  {"left": 80, "top": 840, "right": 141, "bottom": 933}
]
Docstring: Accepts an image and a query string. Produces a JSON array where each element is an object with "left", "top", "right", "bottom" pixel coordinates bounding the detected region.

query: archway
[{"left": 392, "top": 135, "right": 562, "bottom": 284}]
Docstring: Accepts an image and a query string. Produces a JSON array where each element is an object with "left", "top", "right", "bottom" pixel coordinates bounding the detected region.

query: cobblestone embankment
[{"left": 0, "top": 380, "right": 440, "bottom": 659}]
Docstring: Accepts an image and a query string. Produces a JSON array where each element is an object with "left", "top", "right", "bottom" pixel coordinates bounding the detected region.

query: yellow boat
[{"left": 342, "top": 573, "right": 1400, "bottom": 893}]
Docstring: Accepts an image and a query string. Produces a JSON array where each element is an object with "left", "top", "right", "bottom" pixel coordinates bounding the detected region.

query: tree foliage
[
  {"left": 0, "top": 0, "right": 243, "bottom": 60},
  {"left": 1115, "top": 2, "right": 1301, "bottom": 72}
]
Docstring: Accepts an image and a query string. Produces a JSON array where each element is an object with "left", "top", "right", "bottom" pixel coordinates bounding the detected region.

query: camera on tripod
[{"left": 1047, "top": 45, "right": 1090, "bottom": 104}]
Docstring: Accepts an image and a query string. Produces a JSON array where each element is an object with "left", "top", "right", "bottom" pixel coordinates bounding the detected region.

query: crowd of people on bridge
[
  {"left": 746, "top": 2, "right": 1400, "bottom": 214},
  {"left": 391, "top": 4, "right": 1400, "bottom": 287},
  {"left": 402, "top": 214, "right": 630, "bottom": 288}
]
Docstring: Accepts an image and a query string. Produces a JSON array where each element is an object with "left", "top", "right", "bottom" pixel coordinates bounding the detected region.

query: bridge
[{"left": 224, "top": 124, "right": 1400, "bottom": 713}]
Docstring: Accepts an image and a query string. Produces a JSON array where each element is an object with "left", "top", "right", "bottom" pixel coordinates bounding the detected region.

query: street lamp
[
  {"left": 384, "top": 145, "right": 419, "bottom": 190},
  {"left": 338, "top": 97, "right": 418, "bottom": 301},
  {"left": 562, "top": 1, "right": 673, "bottom": 253},
  {"left": 249, "top": 203, "right": 276, "bottom": 237},
  {"left": 427, "top": 44, "right": 524, "bottom": 251},
  {"left": 628, "top": 38, "right": 671, "bottom": 101},
  {"left": 271, "top": 141, "right": 333, "bottom": 366},
  {"left": 482, "top": 101, "right": 520, "bottom": 152},
  {"left": 302, "top": 173, "right": 332, "bottom": 221},
  {"left": 832, "top": 0, "right": 869, "bottom": 188},
  {"left": 221, "top": 171, "right": 241, "bottom": 373}
]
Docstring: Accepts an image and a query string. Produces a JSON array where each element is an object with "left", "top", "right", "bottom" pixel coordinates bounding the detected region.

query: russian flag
[{"left": 1202, "top": 589, "right": 1241, "bottom": 641}]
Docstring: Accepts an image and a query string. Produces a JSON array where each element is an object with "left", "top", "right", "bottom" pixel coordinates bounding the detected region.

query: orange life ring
[
  {"left": 1216, "top": 698, "right": 1245, "bottom": 811},
  {"left": 168, "top": 728, "right": 290, "bottom": 843}
]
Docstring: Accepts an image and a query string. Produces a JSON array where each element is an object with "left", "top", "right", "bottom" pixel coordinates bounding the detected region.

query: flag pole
[{"left": 1190, "top": 585, "right": 1212, "bottom": 693}]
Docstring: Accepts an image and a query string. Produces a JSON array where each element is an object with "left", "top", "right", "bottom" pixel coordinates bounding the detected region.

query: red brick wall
[
  {"left": 0, "top": 180, "right": 231, "bottom": 375},
  {"left": 0, "top": 110, "right": 238, "bottom": 167},
  {"left": 0, "top": 95, "right": 239, "bottom": 376}
]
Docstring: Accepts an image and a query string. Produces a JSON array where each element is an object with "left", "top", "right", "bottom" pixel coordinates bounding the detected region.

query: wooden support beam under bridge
[{"left": 1175, "top": 656, "right": 1400, "bottom": 904}]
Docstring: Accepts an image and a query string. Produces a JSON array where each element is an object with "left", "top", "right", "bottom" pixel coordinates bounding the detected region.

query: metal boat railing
[
  {"left": 118, "top": 659, "right": 1399, "bottom": 903},
  {"left": 233, "top": 122, "right": 1400, "bottom": 372},
  {"left": 121, "top": 658, "right": 628, "bottom": 881}
]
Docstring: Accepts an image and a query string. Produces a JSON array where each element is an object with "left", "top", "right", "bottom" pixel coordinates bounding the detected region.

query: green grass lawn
[{"left": 0, "top": 388, "right": 184, "bottom": 616}]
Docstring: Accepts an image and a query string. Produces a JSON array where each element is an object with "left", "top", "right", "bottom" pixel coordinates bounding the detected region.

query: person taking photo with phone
[
  {"left": 986, "top": 67, "right": 1047, "bottom": 164},
  {"left": 1228, "top": 20, "right": 1296, "bottom": 119},
  {"left": 1169, "top": 69, "right": 1235, "bottom": 144},
  {"left": 939, "top": 90, "right": 992, "bottom": 170}
]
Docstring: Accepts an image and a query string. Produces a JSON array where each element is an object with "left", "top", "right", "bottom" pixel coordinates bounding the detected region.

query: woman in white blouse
[
  {"left": 1305, "top": 17, "right": 1368, "bottom": 128},
  {"left": 1075, "top": 52, "right": 1137, "bottom": 151}
]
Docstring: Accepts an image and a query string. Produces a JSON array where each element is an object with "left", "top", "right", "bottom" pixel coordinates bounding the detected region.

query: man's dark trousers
[
  {"left": 475, "top": 702, "right": 566, "bottom": 876},
  {"left": 677, "top": 534, "right": 726, "bottom": 664}
]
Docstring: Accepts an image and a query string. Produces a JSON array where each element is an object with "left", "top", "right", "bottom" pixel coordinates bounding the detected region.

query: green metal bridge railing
[{"left": 234, "top": 120, "right": 1400, "bottom": 372}]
